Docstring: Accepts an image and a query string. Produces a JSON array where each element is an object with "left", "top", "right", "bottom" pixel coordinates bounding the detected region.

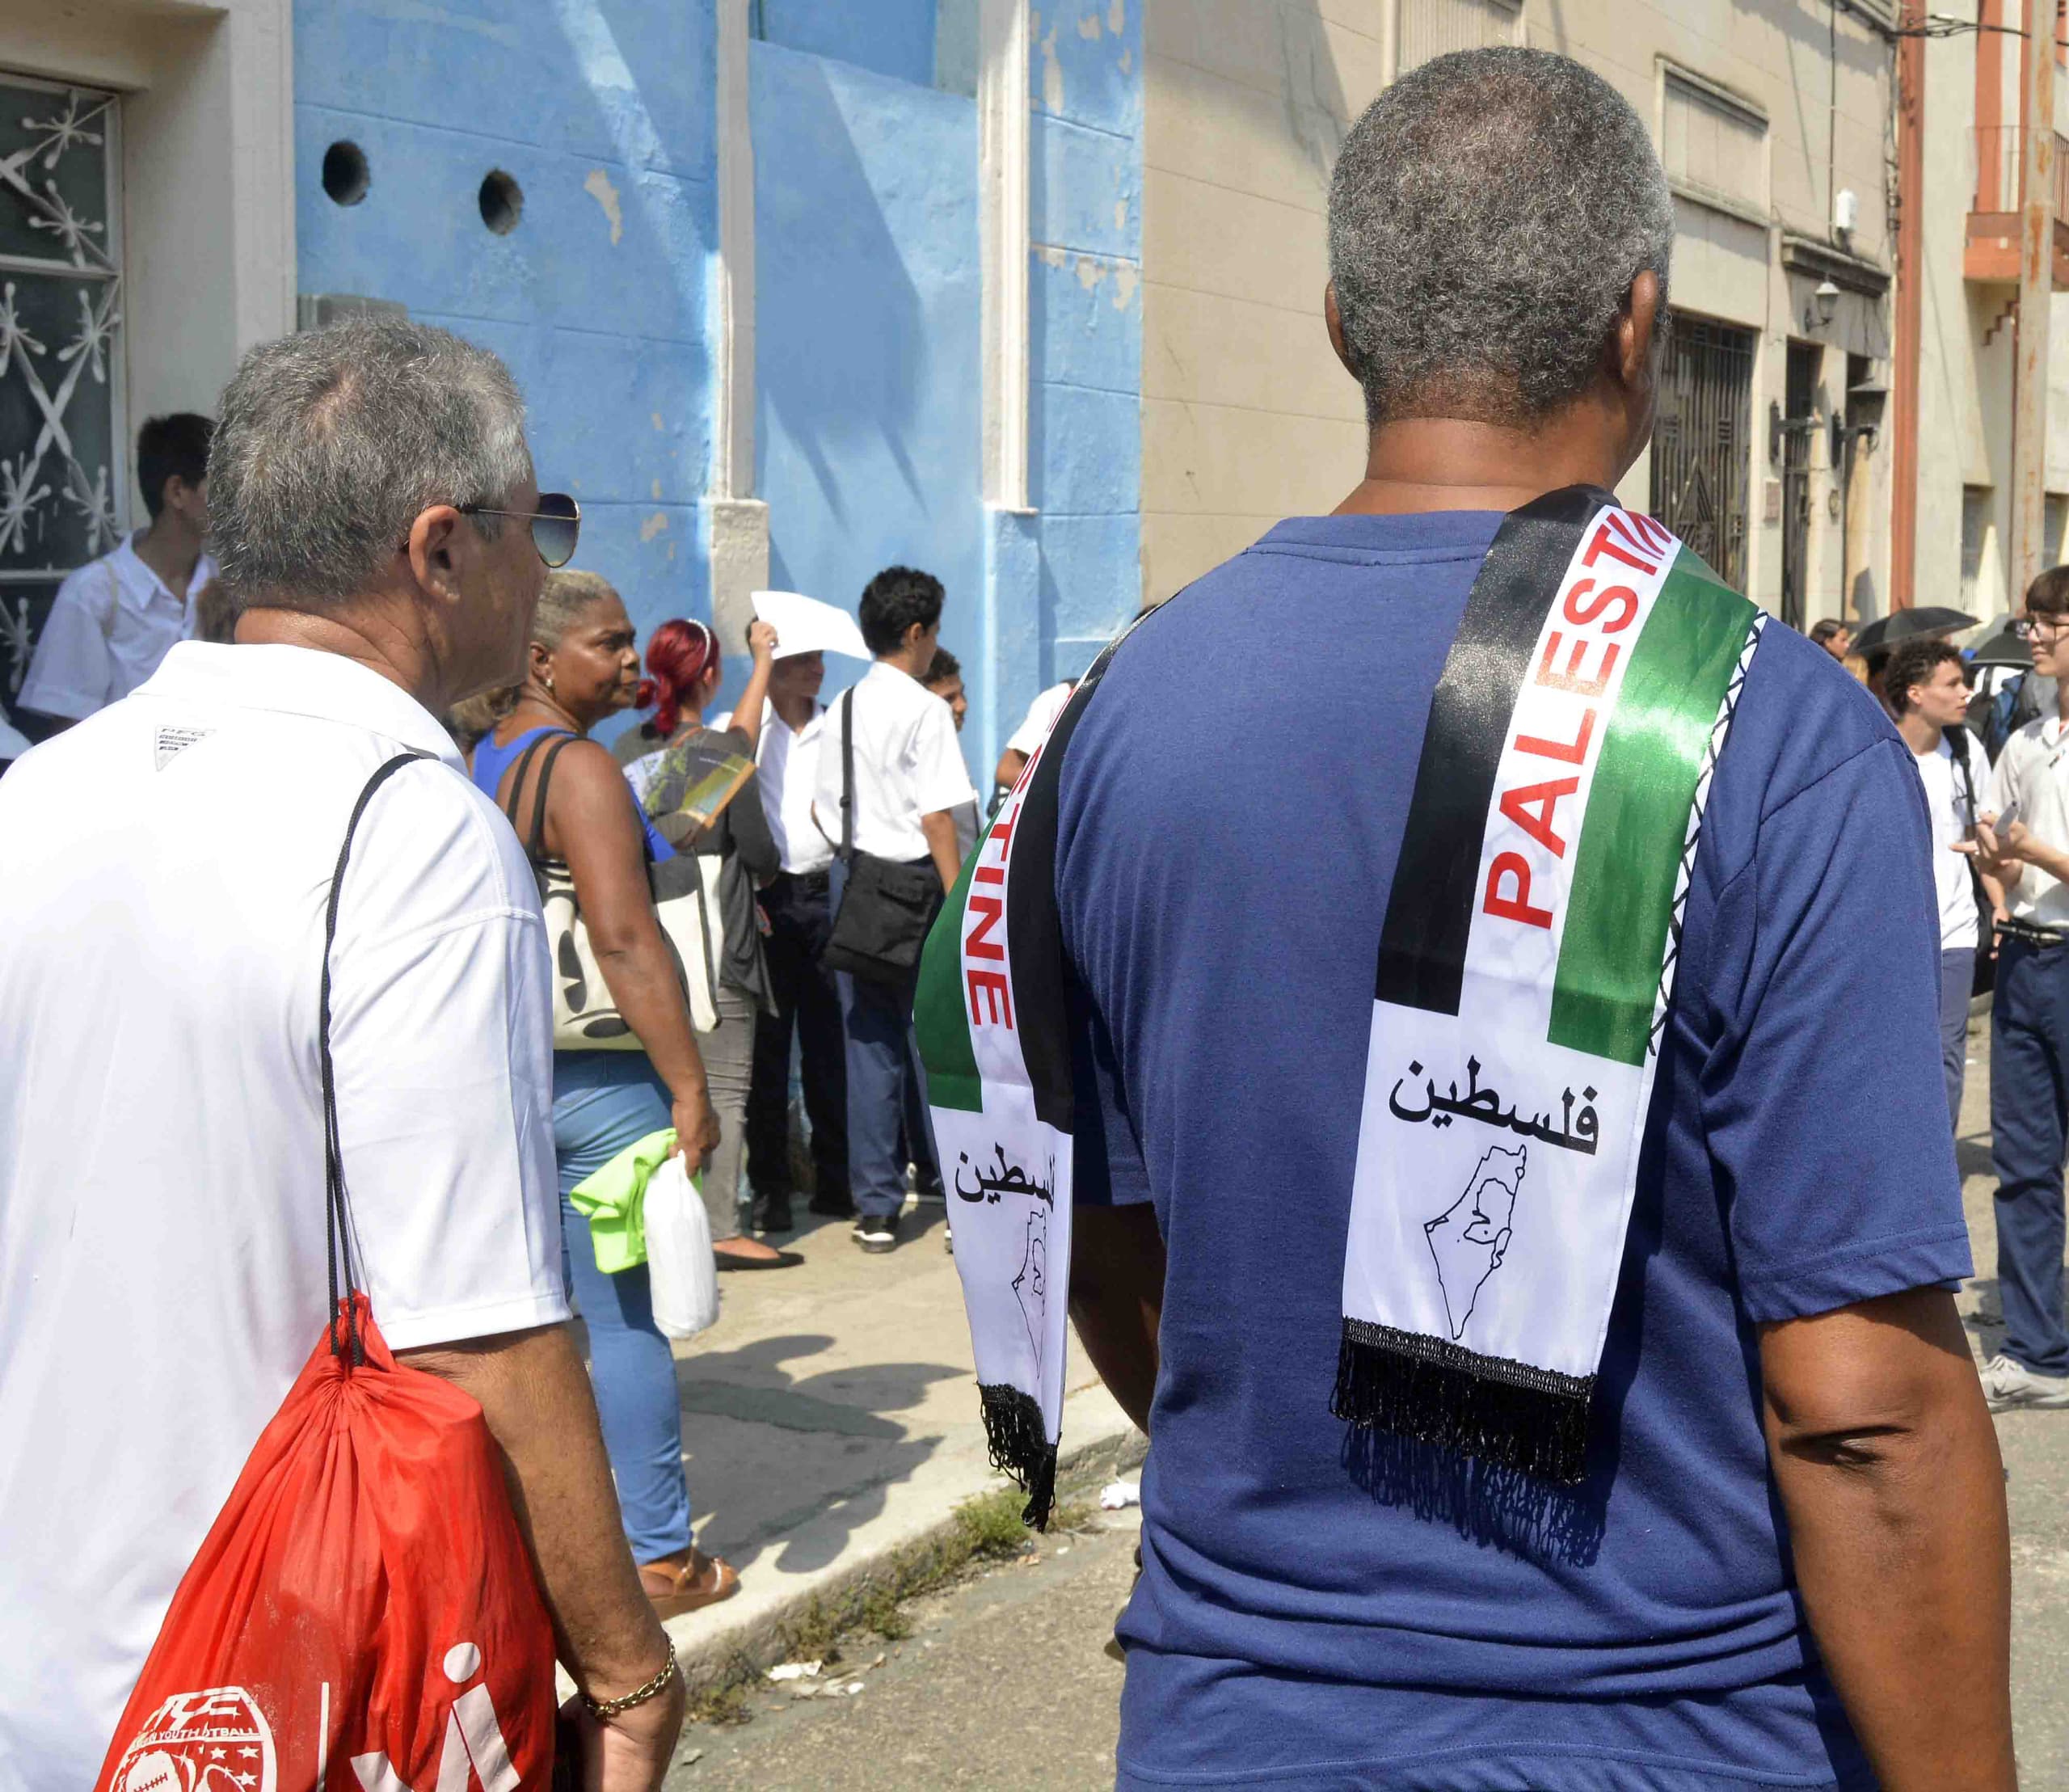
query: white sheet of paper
[{"left": 752, "top": 589, "right": 870, "bottom": 662}]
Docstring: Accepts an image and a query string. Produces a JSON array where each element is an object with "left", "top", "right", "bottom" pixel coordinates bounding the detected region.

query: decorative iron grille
[
  {"left": 1650, "top": 313, "right": 1754, "bottom": 593},
  {"left": 0, "top": 74, "right": 122, "bottom": 704}
]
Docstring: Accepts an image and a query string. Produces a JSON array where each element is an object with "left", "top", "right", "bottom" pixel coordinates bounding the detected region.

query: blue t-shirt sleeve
[
  {"left": 1068, "top": 975, "right": 1152, "bottom": 1208},
  {"left": 1700, "top": 735, "right": 1972, "bottom": 1324}
]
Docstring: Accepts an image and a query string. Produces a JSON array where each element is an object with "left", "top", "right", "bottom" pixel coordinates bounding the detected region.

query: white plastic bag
[{"left": 645, "top": 1153, "right": 719, "bottom": 1339}]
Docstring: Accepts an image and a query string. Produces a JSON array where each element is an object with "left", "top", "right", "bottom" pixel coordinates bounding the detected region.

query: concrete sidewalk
[{"left": 637, "top": 1196, "right": 1139, "bottom": 1684}]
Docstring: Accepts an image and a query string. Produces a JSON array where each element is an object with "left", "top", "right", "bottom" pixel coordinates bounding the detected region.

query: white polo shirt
[
  {"left": 16, "top": 530, "right": 218, "bottom": 722},
  {"left": 0, "top": 642, "right": 566, "bottom": 1789},
  {"left": 1989, "top": 711, "right": 2069, "bottom": 932},
  {"left": 811, "top": 660, "right": 976, "bottom": 862}
]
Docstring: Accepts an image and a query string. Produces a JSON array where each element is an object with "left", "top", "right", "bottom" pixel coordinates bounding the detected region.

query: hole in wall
[
  {"left": 321, "top": 141, "right": 369, "bottom": 207},
  {"left": 478, "top": 170, "right": 523, "bottom": 235}
]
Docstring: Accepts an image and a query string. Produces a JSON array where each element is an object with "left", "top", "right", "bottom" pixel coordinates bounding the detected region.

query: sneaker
[
  {"left": 853, "top": 1212, "right": 900, "bottom": 1254},
  {"left": 755, "top": 1193, "right": 794, "bottom": 1234},
  {"left": 1981, "top": 1353, "right": 2069, "bottom": 1410},
  {"left": 909, "top": 1161, "right": 946, "bottom": 1204}
]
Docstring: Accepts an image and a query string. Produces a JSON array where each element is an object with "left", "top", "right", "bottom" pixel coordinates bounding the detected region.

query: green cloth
[{"left": 567, "top": 1128, "right": 685, "bottom": 1272}]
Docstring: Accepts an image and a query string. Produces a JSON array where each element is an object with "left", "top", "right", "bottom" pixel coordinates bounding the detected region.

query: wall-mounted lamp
[
  {"left": 1807, "top": 278, "right": 1842, "bottom": 331},
  {"left": 1770, "top": 398, "right": 1819, "bottom": 463},
  {"left": 1830, "top": 373, "right": 1889, "bottom": 464}
]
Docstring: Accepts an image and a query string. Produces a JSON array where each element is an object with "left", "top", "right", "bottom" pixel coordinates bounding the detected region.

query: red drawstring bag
[{"left": 94, "top": 757, "right": 560, "bottom": 1792}]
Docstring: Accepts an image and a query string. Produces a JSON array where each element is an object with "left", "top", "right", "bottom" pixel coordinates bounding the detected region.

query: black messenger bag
[{"left": 821, "top": 685, "right": 945, "bottom": 985}]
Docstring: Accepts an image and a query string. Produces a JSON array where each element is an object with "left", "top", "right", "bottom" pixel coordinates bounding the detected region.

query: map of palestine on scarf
[{"left": 914, "top": 487, "right": 1764, "bottom": 1521}]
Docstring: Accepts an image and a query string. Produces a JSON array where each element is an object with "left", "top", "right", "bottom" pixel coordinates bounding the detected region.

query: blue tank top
[{"left": 470, "top": 725, "right": 675, "bottom": 863}]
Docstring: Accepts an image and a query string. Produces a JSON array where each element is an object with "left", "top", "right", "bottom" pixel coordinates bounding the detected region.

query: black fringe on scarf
[
  {"left": 979, "top": 1382, "right": 1059, "bottom": 1529},
  {"left": 1331, "top": 1318, "right": 1593, "bottom": 1486}
]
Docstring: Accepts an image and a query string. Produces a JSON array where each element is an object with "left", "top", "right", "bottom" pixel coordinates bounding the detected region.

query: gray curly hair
[{"left": 1327, "top": 48, "right": 1673, "bottom": 428}]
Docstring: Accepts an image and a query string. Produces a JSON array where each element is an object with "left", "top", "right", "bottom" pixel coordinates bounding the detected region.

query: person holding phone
[{"left": 1965, "top": 569, "right": 2069, "bottom": 1411}]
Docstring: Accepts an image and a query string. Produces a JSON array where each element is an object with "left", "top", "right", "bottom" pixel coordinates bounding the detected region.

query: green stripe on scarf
[
  {"left": 914, "top": 836, "right": 986, "bottom": 1112},
  {"left": 1548, "top": 557, "right": 1755, "bottom": 1065}
]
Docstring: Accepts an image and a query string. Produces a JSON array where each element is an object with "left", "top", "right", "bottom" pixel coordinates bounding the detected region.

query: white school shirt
[
  {"left": 1912, "top": 736, "right": 1981, "bottom": 951},
  {"left": 811, "top": 660, "right": 977, "bottom": 862},
  {"left": 1989, "top": 711, "right": 2069, "bottom": 932},
  {"left": 1005, "top": 680, "right": 1076, "bottom": 757},
  {"left": 0, "top": 643, "right": 566, "bottom": 1789},
  {"left": 756, "top": 698, "right": 836, "bottom": 875},
  {"left": 16, "top": 530, "right": 218, "bottom": 721}
]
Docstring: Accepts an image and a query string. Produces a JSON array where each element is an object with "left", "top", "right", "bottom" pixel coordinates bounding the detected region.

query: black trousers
[{"left": 746, "top": 870, "right": 849, "bottom": 1203}]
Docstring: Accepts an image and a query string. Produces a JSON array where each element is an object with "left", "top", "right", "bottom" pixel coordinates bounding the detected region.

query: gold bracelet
[{"left": 581, "top": 1638, "right": 679, "bottom": 1719}]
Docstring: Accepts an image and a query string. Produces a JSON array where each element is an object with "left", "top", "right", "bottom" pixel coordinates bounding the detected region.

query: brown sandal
[{"left": 640, "top": 1547, "right": 740, "bottom": 1618}]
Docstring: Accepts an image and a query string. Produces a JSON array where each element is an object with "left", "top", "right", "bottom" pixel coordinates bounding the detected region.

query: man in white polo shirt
[
  {"left": 813, "top": 565, "right": 975, "bottom": 1252},
  {"left": 0, "top": 321, "right": 688, "bottom": 1789},
  {"left": 15, "top": 411, "right": 218, "bottom": 736}
]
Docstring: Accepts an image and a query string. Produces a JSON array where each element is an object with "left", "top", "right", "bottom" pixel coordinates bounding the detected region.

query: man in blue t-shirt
[{"left": 1059, "top": 48, "right": 2012, "bottom": 1792}]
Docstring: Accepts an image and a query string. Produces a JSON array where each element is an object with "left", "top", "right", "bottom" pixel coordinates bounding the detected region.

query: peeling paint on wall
[
  {"left": 1075, "top": 253, "right": 1106, "bottom": 290},
  {"left": 1078, "top": 11, "right": 1101, "bottom": 39},
  {"left": 1108, "top": 0, "right": 1123, "bottom": 34},
  {"left": 584, "top": 167, "right": 624, "bottom": 245},
  {"left": 641, "top": 512, "right": 669, "bottom": 542},
  {"left": 1113, "top": 263, "right": 1137, "bottom": 309},
  {"left": 1039, "top": 18, "right": 1064, "bottom": 114}
]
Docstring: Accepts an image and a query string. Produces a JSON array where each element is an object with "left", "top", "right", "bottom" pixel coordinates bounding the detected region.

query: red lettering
[
  {"left": 1498, "top": 777, "right": 1579, "bottom": 858},
  {"left": 967, "top": 968, "right": 1014, "bottom": 1027},
  {"left": 1582, "top": 518, "right": 1657, "bottom": 577},
  {"left": 1629, "top": 511, "right": 1672, "bottom": 554},
  {"left": 975, "top": 863, "right": 1005, "bottom": 884},
  {"left": 1483, "top": 853, "right": 1554, "bottom": 930},
  {"left": 990, "top": 811, "right": 1016, "bottom": 860},
  {"left": 1515, "top": 706, "right": 1596, "bottom": 765},
  {"left": 965, "top": 894, "right": 1005, "bottom": 960},
  {"left": 1536, "top": 631, "right": 1621, "bottom": 698},
  {"left": 1561, "top": 577, "right": 1638, "bottom": 634}
]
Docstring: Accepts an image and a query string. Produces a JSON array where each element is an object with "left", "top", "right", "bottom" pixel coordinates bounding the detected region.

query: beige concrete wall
[
  {"left": 1141, "top": 0, "right": 1898, "bottom": 619},
  {"left": 0, "top": 0, "right": 296, "bottom": 519}
]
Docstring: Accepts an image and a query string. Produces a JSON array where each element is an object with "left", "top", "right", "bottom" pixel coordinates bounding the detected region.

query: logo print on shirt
[
  {"left": 154, "top": 725, "right": 213, "bottom": 770},
  {"left": 110, "top": 1686, "right": 276, "bottom": 1792}
]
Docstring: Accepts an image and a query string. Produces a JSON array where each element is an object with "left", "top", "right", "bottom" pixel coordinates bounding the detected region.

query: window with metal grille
[
  {"left": 0, "top": 73, "right": 123, "bottom": 710},
  {"left": 1398, "top": 0, "right": 1523, "bottom": 78},
  {"left": 1650, "top": 313, "right": 1755, "bottom": 593}
]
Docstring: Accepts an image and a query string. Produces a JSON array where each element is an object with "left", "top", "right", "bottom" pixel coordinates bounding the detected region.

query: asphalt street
[{"left": 668, "top": 1506, "right": 1139, "bottom": 1790}]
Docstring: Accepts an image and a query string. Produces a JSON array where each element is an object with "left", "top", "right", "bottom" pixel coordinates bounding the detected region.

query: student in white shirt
[
  {"left": 739, "top": 640, "right": 858, "bottom": 1230},
  {"left": 16, "top": 412, "right": 218, "bottom": 735},
  {"left": 812, "top": 567, "right": 976, "bottom": 1252},
  {"left": 992, "top": 677, "right": 1075, "bottom": 798},
  {"left": 1967, "top": 570, "right": 2069, "bottom": 1414},
  {"left": 0, "top": 320, "right": 685, "bottom": 1786},
  {"left": 1886, "top": 637, "right": 1986, "bottom": 1130}
]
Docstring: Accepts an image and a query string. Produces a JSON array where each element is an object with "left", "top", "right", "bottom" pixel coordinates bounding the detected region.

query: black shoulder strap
[
  {"left": 525, "top": 734, "right": 579, "bottom": 863},
  {"left": 322, "top": 750, "right": 432, "bottom": 1364},
  {"left": 839, "top": 685, "right": 857, "bottom": 862}
]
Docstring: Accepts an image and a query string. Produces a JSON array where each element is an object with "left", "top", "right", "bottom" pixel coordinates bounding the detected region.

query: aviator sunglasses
[{"left": 458, "top": 491, "right": 582, "bottom": 568}]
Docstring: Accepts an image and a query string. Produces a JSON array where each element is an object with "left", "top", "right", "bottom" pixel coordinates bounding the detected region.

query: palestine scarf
[{"left": 915, "top": 486, "right": 1763, "bottom": 1522}]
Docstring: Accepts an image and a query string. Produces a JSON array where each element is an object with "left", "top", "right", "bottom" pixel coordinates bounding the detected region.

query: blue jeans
[
  {"left": 830, "top": 858, "right": 938, "bottom": 1221},
  {"left": 1991, "top": 938, "right": 2069, "bottom": 1377},
  {"left": 554, "top": 1052, "right": 691, "bottom": 1562},
  {"left": 1940, "top": 948, "right": 1975, "bottom": 1134}
]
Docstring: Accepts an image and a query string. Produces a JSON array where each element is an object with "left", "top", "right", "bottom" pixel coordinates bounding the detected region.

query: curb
[{"left": 664, "top": 1390, "right": 1146, "bottom": 1696}]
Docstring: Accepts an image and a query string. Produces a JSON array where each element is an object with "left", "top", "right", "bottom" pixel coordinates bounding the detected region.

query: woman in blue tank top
[{"left": 469, "top": 569, "right": 740, "bottom": 1618}]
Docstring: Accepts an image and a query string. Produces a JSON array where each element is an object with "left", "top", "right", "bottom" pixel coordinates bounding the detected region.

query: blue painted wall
[
  {"left": 751, "top": 40, "right": 982, "bottom": 765},
  {"left": 292, "top": 0, "right": 1144, "bottom": 776},
  {"left": 293, "top": 0, "right": 720, "bottom": 677}
]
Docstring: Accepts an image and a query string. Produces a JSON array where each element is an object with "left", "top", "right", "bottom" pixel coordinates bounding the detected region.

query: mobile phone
[{"left": 1993, "top": 799, "right": 2021, "bottom": 836}]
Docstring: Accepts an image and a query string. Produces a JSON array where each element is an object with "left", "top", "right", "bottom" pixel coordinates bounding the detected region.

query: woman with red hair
[{"left": 615, "top": 616, "right": 794, "bottom": 1270}]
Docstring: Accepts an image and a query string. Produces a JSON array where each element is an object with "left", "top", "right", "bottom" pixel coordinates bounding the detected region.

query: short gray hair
[
  {"left": 207, "top": 318, "right": 532, "bottom": 606},
  {"left": 1328, "top": 48, "right": 1673, "bottom": 427}
]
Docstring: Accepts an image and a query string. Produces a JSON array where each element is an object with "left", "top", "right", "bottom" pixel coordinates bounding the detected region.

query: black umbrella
[
  {"left": 1849, "top": 606, "right": 1976, "bottom": 655},
  {"left": 1966, "top": 620, "right": 2033, "bottom": 671}
]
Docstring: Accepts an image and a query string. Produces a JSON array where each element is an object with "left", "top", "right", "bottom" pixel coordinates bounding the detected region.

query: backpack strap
[
  {"left": 321, "top": 750, "right": 433, "bottom": 1365},
  {"left": 839, "top": 685, "right": 857, "bottom": 863}
]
